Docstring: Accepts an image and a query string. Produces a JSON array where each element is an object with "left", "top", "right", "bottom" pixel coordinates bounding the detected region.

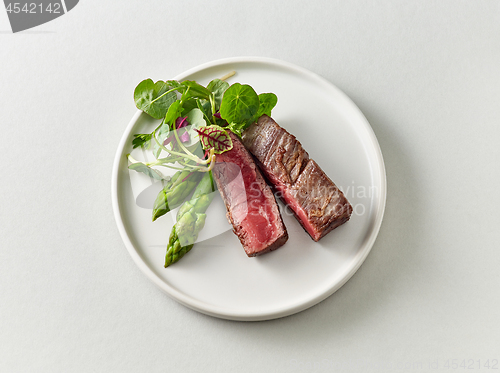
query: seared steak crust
[{"left": 242, "top": 115, "right": 352, "bottom": 241}]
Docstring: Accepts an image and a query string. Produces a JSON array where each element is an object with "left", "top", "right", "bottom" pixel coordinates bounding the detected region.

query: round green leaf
[
  {"left": 219, "top": 83, "right": 260, "bottom": 126},
  {"left": 134, "top": 79, "right": 177, "bottom": 119}
]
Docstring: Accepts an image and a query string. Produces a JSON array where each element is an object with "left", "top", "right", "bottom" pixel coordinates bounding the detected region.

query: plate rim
[{"left": 111, "top": 56, "right": 387, "bottom": 321}]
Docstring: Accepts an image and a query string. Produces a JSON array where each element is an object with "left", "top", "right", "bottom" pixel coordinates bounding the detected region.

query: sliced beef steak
[
  {"left": 242, "top": 115, "right": 352, "bottom": 241},
  {"left": 213, "top": 132, "right": 288, "bottom": 256}
]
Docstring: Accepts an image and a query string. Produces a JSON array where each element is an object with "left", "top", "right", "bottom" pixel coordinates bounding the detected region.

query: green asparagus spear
[
  {"left": 152, "top": 170, "right": 202, "bottom": 222},
  {"left": 164, "top": 171, "right": 215, "bottom": 267}
]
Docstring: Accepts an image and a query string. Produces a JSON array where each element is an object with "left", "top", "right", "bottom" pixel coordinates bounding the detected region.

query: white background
[{"left": 1, "top": 1, "right": 499, "bottom": 372}]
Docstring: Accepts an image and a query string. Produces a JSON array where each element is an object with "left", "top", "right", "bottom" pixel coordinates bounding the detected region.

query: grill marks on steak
[
  {"left": 243, "top": 118, "right": 309, "bottom": 186},
  {"left": 287, "top": 160, "right": 352, "bottom": 240},
  {"left": 242, "top": 115, "right": 352, "bottom": 242},
  {"left": 213, "top": 132, "right": 288, "bottom": 256}
]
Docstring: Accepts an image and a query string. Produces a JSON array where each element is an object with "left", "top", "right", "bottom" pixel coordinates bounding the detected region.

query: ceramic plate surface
[{"left": 112, "top": 57, "right": 386, "bottom": 321}]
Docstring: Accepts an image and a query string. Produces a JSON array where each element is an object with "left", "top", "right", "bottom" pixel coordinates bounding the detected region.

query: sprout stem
[{"left": 220, "top": 71, "right": 236, "bottom": 81}]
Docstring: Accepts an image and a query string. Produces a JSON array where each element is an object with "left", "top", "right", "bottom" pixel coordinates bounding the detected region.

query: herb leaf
[
  {"left": 153, "top": 123, "right": 171, "bottom": 159},
  {"left": 255, "top": 93, "right": 278, "bottom": 118},
  {"left": 134, "top": 79, "right": 177, "bottom": 119},
  {"left": 219, "top": 83, "right": 260, "bottom": 129},
  {"left": 127, "top": 155, "right": 165, "bottom": 180},
  {"left": 197, "top": 99, "right": 212, "bottom": 124},
  {"left": 196, "top": 125, "right": 233, "bottom": 154},
  {"left": 225, "top": 123, "right": 241, "bottom": 137},
  {"left": 180, "top": 97, "right": 198, "bottom": 117},
  {"left": 182, "top": 108, "right": 206, "bottom": 147},
  {"left": 132, "top": 133, "right": 153, "bottom": 149},
  {"left": 165, "top": 80, "right": 183, "bottom": 91},
  {"left": 186, "top": 108, "right": 205, "bottom": 129},
  {"left": 207, "top": 79, "right": 229, "bottom": 112},
  {"left": 164, "top": 100, "right": 183, "bottom": 126},
  {"left": 181, "top": 81, "right": 211, "bottom": 100}
]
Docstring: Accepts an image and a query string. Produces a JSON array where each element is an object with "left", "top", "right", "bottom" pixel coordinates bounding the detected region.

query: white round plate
[{"left": 112, "top": 57, "right": 386, "bottom": 321}]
